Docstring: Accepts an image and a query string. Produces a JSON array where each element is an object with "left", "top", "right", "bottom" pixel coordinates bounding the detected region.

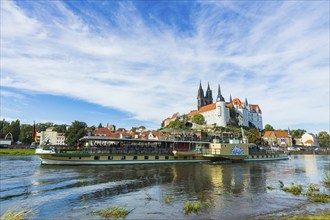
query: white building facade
[
  {"left": 230, "top": 98, "right": 263, "bottom": 130},
  {"left": 37, "top": 127, "right": 66, "bottom": 145}
]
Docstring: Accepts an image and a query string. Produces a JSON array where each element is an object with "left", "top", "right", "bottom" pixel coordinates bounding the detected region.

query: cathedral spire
[
  {"left": 216, "top": 84, "right": 225, "bottom": 102},
  {"left": 197, "top": 81, "right": 204, "bottom": 98},
  {"left": 205, "top": 82, "right": 213, "bottom": 104},
  {"left": 245, "top": 97, "right": 249, "bottom": 106}
]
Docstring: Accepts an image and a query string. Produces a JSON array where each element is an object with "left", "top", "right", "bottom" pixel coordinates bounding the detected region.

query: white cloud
[{"left": 1, "top": 1, "right": 329, "bottom": 131}]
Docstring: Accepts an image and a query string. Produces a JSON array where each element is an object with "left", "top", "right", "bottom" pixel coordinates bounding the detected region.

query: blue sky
[{"left": 1, "top": 0, "right": 329, "bottom": 134}]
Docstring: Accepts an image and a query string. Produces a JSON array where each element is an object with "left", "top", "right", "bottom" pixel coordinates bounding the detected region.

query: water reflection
[{"left": 0, "top": 155, "right": 329, "bottom": 219}]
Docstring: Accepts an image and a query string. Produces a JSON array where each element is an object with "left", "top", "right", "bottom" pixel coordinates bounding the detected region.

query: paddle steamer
[{"left": 35, "top": 135, "right": 289, "bottom": 165}]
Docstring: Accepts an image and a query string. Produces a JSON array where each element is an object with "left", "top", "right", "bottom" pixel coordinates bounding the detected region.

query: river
[{"left": 0, "top": 155, "right": 329, "bottom": 219}]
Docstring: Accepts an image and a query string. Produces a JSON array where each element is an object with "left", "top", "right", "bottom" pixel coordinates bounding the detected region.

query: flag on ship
[{"left": 33, "top": 121, "right": 38, "bottom": 143}]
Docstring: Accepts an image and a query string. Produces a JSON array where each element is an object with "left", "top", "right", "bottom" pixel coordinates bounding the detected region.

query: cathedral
[
  {"left": 163, "top": 82, "right": 263, "bottom": 130},
  {"left": 195, "top": 82, "right": 263, "bottom": 130}
]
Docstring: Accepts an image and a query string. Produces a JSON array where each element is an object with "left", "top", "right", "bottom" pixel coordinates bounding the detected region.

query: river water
[{"left": 0, "top": 155, "right": 329, "bottom": 219}]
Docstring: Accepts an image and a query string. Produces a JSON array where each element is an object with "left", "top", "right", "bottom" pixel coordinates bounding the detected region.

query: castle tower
[
  {"left": 205, "top": 82, "right": 213, "bottom": 105},
  {"left": 197, "top": 81, "right": 205, "bottom": 110},
  {"left": 215, "top": 84, "right": 227, "bottom": 127}
]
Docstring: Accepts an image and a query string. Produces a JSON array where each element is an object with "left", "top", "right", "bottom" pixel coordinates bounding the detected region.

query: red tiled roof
[
  {"left": 274, "top": 131, "right": 289, "bottom": 137},
  {"left": 93, "top": 128, "right": 112, "bottom": 136},
  {"left": 249, "top": 104, "right": 262, "bottom": 113},
  {"left": 305, "top": 139, "right": 313, "bottom": 144},
  {"left": 199, "top": 103, "right": 216, "bottom": 113},
  {"left": 263, "top": 131, "right": 289, "bottom": 138},
  {"left": 263, "top": 131, "right": 272, "bottom": 138},
  {"left": 188, "top": 110, "right": 199, "bottom": 116}
]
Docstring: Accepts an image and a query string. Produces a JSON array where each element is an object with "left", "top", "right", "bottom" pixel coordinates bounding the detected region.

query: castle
[{"left": 163, "top": 82, "right": 263, "bottom": 130}]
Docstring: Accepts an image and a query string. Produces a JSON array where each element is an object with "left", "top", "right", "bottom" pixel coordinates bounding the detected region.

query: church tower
[
  {"left": 215, "top": 84, "right": 227, "bottom": 127},
  {"left": 205, "top": 82, "right": 213, "bottom": 105},
  {"left": 197, "top": 81, "right": 205, "bottom": 110}
]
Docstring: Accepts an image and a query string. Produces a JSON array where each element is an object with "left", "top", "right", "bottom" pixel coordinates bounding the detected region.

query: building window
[
  {"left": 108, "top": 156, "right": 113, "bottom": 160},
  {"left": 165, "top": 156, "right": 169, "bottom": 160},
  {"left": 94, "top": 156, "right": 99, "bottom": 160},
  {"left": 155, "top": 156, "right": 159, "bottom": 160},
  {"left": 133, "top": 156, "right": 138, "bottom": 160},
  {"left": 144, "top": 156, "right": 149, "bottom": 160}
]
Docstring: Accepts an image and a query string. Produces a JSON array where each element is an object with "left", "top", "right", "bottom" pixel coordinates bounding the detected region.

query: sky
[{"left": 1, "top": 0, "right": 329, "bottom": 134}]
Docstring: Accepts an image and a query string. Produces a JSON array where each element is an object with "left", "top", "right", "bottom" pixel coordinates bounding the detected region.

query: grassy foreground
[{"left": 0, "top": 149, "right": 35, "bottom": 156}]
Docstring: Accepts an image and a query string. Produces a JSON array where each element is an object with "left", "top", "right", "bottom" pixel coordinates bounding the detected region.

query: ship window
[
  {"left": 108, "top": 156, "right": 113, "bottom": 160},
  {"left": 94, "top": 156, "right": 99, "bottom": 160},
  {"left": 165, "top": 156, "right": 169, "bottom": 160},
  {"left": 133, "top": 156, "right": 138, "bottom": 160},
  {"left": 155, "top": 156, "right": 159, "bottom": 160},
  {"left": 144, "top": 156, "right": 149, "bottom": 160},
  {"left": 121, "top": 156, "right": 126, "bottom": 160}
]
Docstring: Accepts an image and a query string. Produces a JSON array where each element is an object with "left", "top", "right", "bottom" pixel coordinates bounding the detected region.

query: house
[
  {"left": 263, "top": 131, "right": 292, "bottom": 147},
  {"left": 163, "top": 112, "right": 179, "bottom": 127},
  {"left": 301, "top": 133, "right": 319, "bottom": 147},
  {"left": 37, "top": 127, "right": 66, "bottom": 145}
]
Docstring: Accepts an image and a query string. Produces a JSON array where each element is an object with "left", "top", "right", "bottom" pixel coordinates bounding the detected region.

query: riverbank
[
  {"left": 0, "top": 149, "right": 35, "bottom": 156},
  {"left": 289, "top": 150, "right": 329, "bottom": 155}
]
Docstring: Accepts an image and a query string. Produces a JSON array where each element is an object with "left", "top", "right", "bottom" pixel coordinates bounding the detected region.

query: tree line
[{"left": 0, "top": 119, "right": 87, "bottom": 146}]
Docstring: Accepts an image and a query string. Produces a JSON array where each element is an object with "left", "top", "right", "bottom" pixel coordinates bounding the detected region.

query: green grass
[
  {"left": 323, "top": 170, "right": 330, "bottom": 188},
  {"left": 266, "top": 186, "right": 275, "bottom": 190},
  {"left": 162, "top": 194, "right": 174, "bottom": 204},
  {"left": 0, "top": 209, "right": 33, "bottom": 220},
  {"left": 0, "top": 149, "right": 35, "bottom": 156},
  {"left": 183, "top": 200, "right": 210, "bottom": 214},
  {"left": 91, "top": 206, "right": 129, "bottom": 219},
  {"left": 282, "top": 183, "right": 303, "bottom": 195},
  {"left": 307, "top": 184, "right": 320, "bottom": 193},
  {"left": 306, "top": 193, "right": 330, "bottom": 203},
  {"left": 283, "top": 209, "right": 330, "bottom": 220}
]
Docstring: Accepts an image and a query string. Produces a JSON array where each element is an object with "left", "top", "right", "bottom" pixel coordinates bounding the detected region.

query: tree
[
  {"left": 65, "top": 121, "right": 87, "bottom": 147},
  {"left": 98, "top": 123, "right": 103, "bottom": 128},
  {"left": 53, "top": 124, "right": 67, "bottom": 133},
  {"left": 10, "top": 120, "right": 20, "bottom": 143},
  {"left": 290, "top": 129, "right": 306, "bottom": 138},
  {"left": 168, "top": 118, "right": 186, "bottom": 129},
  {"left": 37, "top": 122, "right": 54, "bottom": 132},
  {"left": 245, "top": 128, "right": 260, "bottom": 144},
  {"left": 0, "top": 119, "right": 10, "bottom": 138},
  {"left": 264, "top": 124, "right": 274, "bottom": 131},
  {"left": 318, "top": 131, "right": 330, "bottom": 147},
  {"left": 19, "top": 124, "right": 33, "bottom": 144},
  {"left": 192, "top": 114, "right": 205, "bottom": 125}
]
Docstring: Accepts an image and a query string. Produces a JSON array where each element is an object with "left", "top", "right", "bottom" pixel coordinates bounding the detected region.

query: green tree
[
  {"left": 168, "top": 118, "right": 186, "bottom": 129},
  {"left": 318, "top": 131, "right": 330, "bottom": 147},
  {"left": 245, "top": 128, "right": 260, "bottom": 144},
  {"left": 19, "top": 124, "right": 33, "bottom": 144},
  {"left": 53, "top": 124, "right": 67, "bottom": 133},
  {"left": 290, "top": 129, "right": 306, "bottom": 138},
  {"left": 65, "top": 121, "right": 87, "bottom": 147},
  {"left": 0, "top": 119, "right": 10, "bottom": 138},
  {"left": 98, "top": 123, "right": 103, "bottom": 128},
  {"left": 192, "top": 114, "right": 205, "bottom": 125},
  {"left": 264, "top": 124, "right": 274, "bottom": 131},
  {"left": 36, "top": 122, "right": 54, "bottom": 132},
  {"left": 10, "top": 120, "right": 20, "bottom": 143}
]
